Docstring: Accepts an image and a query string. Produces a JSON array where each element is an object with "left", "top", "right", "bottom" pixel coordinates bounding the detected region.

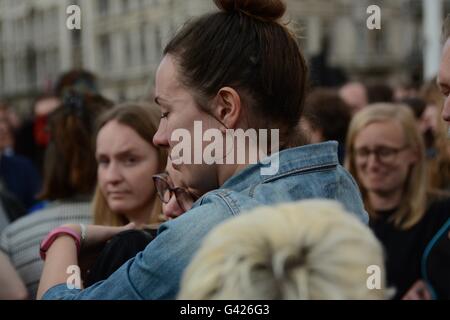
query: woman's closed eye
[{"left": 160, "top": 112, "right": 169, "bottom": 119}]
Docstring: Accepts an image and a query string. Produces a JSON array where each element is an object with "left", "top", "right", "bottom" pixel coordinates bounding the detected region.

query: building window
[
  {"left": 154, "top": 26, "right": 161, "bottom": 58},
  {"left": 122, "top": 0, "right": 130, "bottom": 13},
  {"left": 372, "top": 29, "right": 385, "bottom": 55},
  {"left": 138, "top": 0, "right": 148, "bottom": 9},
  {"left": 140, "top": 23, "right": 147, "bottom": 65},
  {"left": 15, "top": 56, "right": 23, "bottom": 90},
  {"left": 26, "top": 46, "right": 37, "bottom": 89},
  {"left": 51, "top": 48, "right": 60, "bottom": 81},
  {"left": 99, "top": 34, "right": 111, "bottom": 70},
  {"left": 51, "top": 7, "right": 58, "bottom": 36},
  {"left": 0, "top": 57, "right": 4, "bottom": 92},
  {"left": 124, "top": 31, "right": 133, "bottom": 67},
  {"left": 98, "top": 0, "right": 108, "bottom": 16}
]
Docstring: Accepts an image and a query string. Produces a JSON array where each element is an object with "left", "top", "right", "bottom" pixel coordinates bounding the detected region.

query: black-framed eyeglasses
[
  {"left": 354, "top": 145, "right": 409, "bottom": 164},
  {"left": 152, "top": 173, "right": 195, "bottom": 212}
]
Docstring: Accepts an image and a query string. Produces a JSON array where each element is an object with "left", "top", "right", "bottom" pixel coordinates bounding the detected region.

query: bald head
[{"left": 339, "top": 82, "right": 368, "bottom": 115}]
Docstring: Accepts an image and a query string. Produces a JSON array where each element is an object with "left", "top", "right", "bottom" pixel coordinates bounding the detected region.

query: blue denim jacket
[{"left": 43, "top": 141, "right": 367, "bottom": 300}]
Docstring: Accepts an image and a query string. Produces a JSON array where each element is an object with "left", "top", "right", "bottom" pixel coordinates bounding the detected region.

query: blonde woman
[
  {"left": 178, "top": 200, "right": 387, "bottom": 300},
  {"left": 345, "top": 103, "right": 450, "bottom": 299}
]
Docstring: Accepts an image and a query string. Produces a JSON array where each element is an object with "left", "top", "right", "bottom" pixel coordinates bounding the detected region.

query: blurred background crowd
[{"left": 0, "top": 0, "right": 449, "bottom": 300}]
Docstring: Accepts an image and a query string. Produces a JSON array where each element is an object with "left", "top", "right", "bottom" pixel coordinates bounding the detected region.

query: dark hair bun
[{"left": 214, "top": 0, "right": 286, "bottom": 21}]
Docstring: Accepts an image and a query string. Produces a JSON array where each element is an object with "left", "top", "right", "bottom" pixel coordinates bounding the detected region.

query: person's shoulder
[
  {"left": 157, "top": 199, "right": 234, "bottom": 237},
  {"left": 1, "top": 201, "right": 91, "bottom": 237},
  {"left": 34, "top": 200, "right": 90, "bottom": 217},
  {"left": 1, "top": 154, "right": 34, "bottom": 169},
  {"left": 426, "top": 196, "right": 450, "bottom": 219},
  {"left": 0, "top": 155, "right": 40, "bottom": 180},
  {"left": 199, "top": 188, "right": 264, "bottom": 218},
  {"left": 136, "top": 201, "right": 234, "bottom": 273},
  {"left": 422, "top": 194, "right": 450, "bottom": 232}
]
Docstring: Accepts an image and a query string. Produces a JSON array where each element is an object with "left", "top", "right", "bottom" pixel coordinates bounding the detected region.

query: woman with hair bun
[{"left": 38, "top": 0, "right": 367, "bottom": 300}]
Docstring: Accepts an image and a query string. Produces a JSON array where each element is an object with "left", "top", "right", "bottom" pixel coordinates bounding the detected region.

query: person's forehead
[
  {"left": 155, "top": 56, "right": 183, "bottom": 98},
  {"left": 356, "top": 121, "right": 404, "bottom": 143},
  {"left": 438, "top": 40, "right": 450, "bottom": 85},
  {"left": 97, "top": 121, "right": 150, "bottom": 152}
]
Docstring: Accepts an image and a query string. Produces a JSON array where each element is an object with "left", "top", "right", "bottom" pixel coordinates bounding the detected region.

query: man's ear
[{"left": 213, "top": 87, "right": 242, "bottom": 129}]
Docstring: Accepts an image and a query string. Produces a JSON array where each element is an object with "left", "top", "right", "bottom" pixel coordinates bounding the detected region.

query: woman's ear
[{"left": 213, "top": 87, "right": 242, "bottom": 130}]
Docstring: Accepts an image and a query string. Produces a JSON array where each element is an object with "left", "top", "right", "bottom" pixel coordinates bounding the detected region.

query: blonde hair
[
  {"left": 345, "top": 103, "right": 427, "bottom": 229},
  {"left": 178, "top": 200, "right": 387, "bottom": 300},
  {"left": 93, "top": 102, "right": 167, "bottom": 226}
]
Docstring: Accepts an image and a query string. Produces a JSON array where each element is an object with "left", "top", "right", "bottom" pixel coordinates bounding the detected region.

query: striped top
[{"left": 0, "top": 200, "right": 92, "bottom": 299}]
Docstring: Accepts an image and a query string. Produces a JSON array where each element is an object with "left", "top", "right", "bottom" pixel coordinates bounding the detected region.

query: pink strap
[{"left": 40, "top": 226, "right": 81, "bottom": 260}]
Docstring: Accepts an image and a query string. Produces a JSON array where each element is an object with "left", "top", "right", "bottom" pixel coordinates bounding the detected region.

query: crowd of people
[{"left": 0, "top": 0, "right": 449, "bottom": 300}]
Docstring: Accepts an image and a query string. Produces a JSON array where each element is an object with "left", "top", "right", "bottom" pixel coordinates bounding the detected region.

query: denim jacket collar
[{"left": 221, "top": 141, "right": 339, "bottom": 193}]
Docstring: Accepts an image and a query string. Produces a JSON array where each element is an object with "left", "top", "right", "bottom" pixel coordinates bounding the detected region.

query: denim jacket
[{"left": 43, "top": 141, "right": 367, "bottom": 300}]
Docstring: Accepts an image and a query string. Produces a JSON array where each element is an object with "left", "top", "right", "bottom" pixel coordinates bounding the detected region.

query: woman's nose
[
  {"left": 153, "top": 122, "right": 169, "bottom": 148},
  {"left": 104, "top": 162, "right": 123, "bottom": 184}
]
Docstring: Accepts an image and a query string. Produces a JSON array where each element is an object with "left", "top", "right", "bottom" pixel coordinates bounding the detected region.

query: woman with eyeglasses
[
  {"left": 153, "top": 158, "right": 199, "bottom": 219},
  {"left": 86, "top": 155, "right": 197, "bottom": 285},
  {"left": 346, "top": 103, "right": 450, "bottom": 299}
]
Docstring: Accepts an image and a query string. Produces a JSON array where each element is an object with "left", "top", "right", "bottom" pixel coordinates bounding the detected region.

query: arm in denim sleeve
[{"left": 42, "top": 201, "right": 232, "bottom": 300}]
